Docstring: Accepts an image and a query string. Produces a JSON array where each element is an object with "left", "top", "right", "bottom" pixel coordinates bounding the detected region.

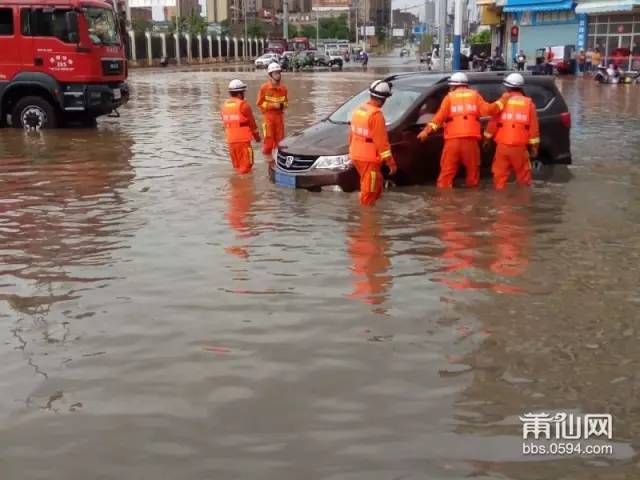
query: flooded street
[{"left": 1, "top": 61, "right": 640, "bottom": 479}]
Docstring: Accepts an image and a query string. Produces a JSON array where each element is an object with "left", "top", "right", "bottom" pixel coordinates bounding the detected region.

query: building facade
[{"left": 575, "top": 1, "right": 640, "bottom": 69}]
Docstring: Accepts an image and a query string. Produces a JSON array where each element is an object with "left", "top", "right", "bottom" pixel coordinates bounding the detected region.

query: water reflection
[
  {"left": 347, "top": 209, "right": 392, "bottom": 313},
  {"left": 224, "top": 174, "right": 257, "bottom": 260}
]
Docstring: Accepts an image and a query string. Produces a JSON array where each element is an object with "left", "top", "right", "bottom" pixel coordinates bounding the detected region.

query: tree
[
  {"left": 247, "top": 21, "right": 266, "bottom": 37},
  {"left": 131, "top": 18, "right": 152, "bottom": 34},
  {"left": 300, "top": 25, "right": 316, "bottom": 39},
  {"left": 220, "top": 19, "right": 231, "bottom": 36},
  {"left": 319, "top": 14, "right": 350, "bottom": 40},
  {"left": 287, "top": 25, "right": 299, "bottom": 39},
  {"left": 469, "top": 29, "right": 491, "bottom": 45}
]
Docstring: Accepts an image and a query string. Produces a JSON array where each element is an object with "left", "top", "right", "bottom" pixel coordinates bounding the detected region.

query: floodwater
[{"left": 1, "top": 61, "right": 639, "bottom": 479}]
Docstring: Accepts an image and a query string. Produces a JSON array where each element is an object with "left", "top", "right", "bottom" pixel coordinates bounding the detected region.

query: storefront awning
[
  {"left": 481, "top": 5, "right": 502, "bottom": 23},
  {"left": 476, "top": 0, "right": 497, "bottom": 5},
  {"left": 503, "top": 0, "right": 574, "bottom": 11},
  {"left": 575, "top": 0, "right": 638, "bottom": 13}
]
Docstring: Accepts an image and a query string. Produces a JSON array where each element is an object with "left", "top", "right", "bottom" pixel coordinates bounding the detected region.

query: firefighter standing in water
[
  {"left": 221, "top": 80, "right": 261, "bottom": 174},
  {"left": 348, "top": 80, "right": 398, "bottom": 206},
  {"left": 416, "top": 72, "right": 505, "bottom": 188},
  {"left": 483, "top": 73, "right": 540, "bottom": 189},
  {"left": 257, "top": 63, "right": 288, "bottom": 158}
]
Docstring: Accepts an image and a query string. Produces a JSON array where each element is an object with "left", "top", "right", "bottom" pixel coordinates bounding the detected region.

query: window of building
[{"left": 0, "top": 8, "right": 14, "bottom": 35}]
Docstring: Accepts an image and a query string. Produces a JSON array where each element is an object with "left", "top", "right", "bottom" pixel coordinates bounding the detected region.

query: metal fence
[{"left": 125, "top": 32, "right": 265, "bottom": 66}]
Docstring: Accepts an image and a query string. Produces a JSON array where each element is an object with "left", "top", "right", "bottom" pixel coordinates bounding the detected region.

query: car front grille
[
  {"left": 102, "top": 59, "right": 124, "bottom": 76},
  {"left": 276, "top": 151, "right": 318, "bottom": 172}
]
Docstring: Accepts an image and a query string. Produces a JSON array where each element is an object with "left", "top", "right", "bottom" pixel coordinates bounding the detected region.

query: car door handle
[{"left": 34, "top": 57, "right": 43, "bottom": 66}]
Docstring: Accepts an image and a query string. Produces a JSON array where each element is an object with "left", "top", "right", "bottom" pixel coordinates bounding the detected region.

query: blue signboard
[
  {"left": 577, "top": 13, "right": 587, "bottom": 50},
  {"left": 412, "top": 24, "right": 428, "bottom": 35}
]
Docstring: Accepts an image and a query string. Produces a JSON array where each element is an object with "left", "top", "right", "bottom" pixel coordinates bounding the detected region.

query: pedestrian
[
  {"left": 516, "top": 50, "right": 527, "bottom": 71},
  {"left": 586, "top": 48, "right": 593, "bottom": 72},
  {"left": 348, "top": 80, "right": 398, "bottom": 206},
  {"left": 577, "top": 49, "right": 586, "bottom": 75},
  {"left": 257, "top": 63, "right": 288, "bottom": 159},
  {"left": 221, "top": 80, "right": 261, "bottom": 175},
  {"left": 544, "top": 46, "right": 554, "bottom": 75},
  {"left": 483, "top": 73, "right": 540, "bottom": 190},
  {"left": 416, "top": 72, "right": 505, "bottom": 188},
  {"left": 592, "top": 48, "right": 602, "bottom": 69},
  {"left": 362, "top": 50, "right": 369, "bottom": 68}
]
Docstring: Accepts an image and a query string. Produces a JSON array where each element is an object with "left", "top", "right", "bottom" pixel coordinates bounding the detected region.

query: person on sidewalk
[
  {"left": 483, "top": 73, "right": 540, "bottom": 190},
  {"left": 348, "top": 80, "right": 398, "bottom": 206},
  {"left": 257, "top": 63, "right": 288, "bottom": 158},
  {"left": 221, "top": 80, "right": 261, "bottom": 174},
  {"left": 417, "top": 72, "right": 505, "bottom": 188},
  {"left": 516, "top": 50, "right": 527, "bottom": 72}
]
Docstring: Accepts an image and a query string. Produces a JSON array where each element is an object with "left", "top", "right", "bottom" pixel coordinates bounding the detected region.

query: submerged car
[
  {"left": 269, "top": 71, "right": 572, "bottom": 191},
  {"left": 255, "top": 53, "right": 280, "bottom": 68}
]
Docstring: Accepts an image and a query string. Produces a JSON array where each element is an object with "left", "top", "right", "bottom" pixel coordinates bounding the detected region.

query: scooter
[{"left": 594, "top": 65, "right": 620, "bottom": 83}]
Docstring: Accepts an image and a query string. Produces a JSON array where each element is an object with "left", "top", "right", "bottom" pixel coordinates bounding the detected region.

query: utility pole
[
  {"left": 243, "top": 0, "right": 248, "bottom": 60},
  {"left": 452, "top": 0, "right": 462, "bottom": 70},
  {"left": 283, "top": 0, "right": 289, "bottom": 39},
  {"left": 355, "top": 0, "right": 359, "bottom": 47},
  {"left": 388, "top": 5, "right": 393, "bottom": 52},
  {"left": 438, "top": 0, "right": 446, "bottom": 70},
  {"left": 316, "top": 11, "right": 320, "bottom": 50}
]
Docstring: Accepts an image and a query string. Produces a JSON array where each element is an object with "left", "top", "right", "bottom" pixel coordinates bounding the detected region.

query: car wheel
[{"left": 12, "top": 96, "right": 58, "bottom": 130}]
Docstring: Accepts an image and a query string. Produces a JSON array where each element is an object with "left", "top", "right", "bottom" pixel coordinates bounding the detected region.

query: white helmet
[
  {"left": 369, "top": 80, "right": 392, "bottom": 99},
  {"left": 228, "top": 79, "right": 248, "bottom": 92},
  {"left": 267, "top": 62, "right": 282, "bottom": 75},
  {"left": 503, "top": 73, "right": 525, "bottom": 88},
  {"left": 448, "top": 72, "right": 469, "bottom": 86}
]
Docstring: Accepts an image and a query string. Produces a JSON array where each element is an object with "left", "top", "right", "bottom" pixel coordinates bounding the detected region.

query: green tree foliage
[
  {"left": 131, "top": 18, "right": 152, "bottom": 34},
  {"left": 469, "top": 29, "right": 491, "bottom": 45},
  {"left": 220, "top": 19, "right": 231, "bottom": 36},
  {"left": 287, "top": 25, "right": 299, "bottom": 39},
  {"left": 300, "top": 25, "right": 317, "bottom": 39},
  {"left": 319, "top": 14, "right": 349, "bottom": 39},
  {"left": 247, "top": 21, "right": 266, "bottom": 37}
]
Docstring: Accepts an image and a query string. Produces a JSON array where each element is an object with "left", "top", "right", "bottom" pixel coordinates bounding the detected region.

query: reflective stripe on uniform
[
  {"left": 495, "top": 100, "right": 505, "bottom": 111},
  {"left": 262, "top": 123, "right": 268, "bottom": 137},
  {"left": 454, "top": 92, "right": 474, "bottom": 98},
  {"left": 380, "top": 150, "right": 392, "bottom": 159},
  {"left": 265, "top": 95, "right": 286, "bottom": 102},
  {"left": 248, "top": 147, "right": 254, "bottom": 166},
  {"left": 429, "top": 122, "right": 439, "bottom": 131},
  {"left": 529, "top": 137, "right": 540, "bottom": 145},
  {"left": 370, "top": 171, "right": 377, "bottom": 192},
  {"left": 484, "top": 132, "right": 493, "bottom": 138}
]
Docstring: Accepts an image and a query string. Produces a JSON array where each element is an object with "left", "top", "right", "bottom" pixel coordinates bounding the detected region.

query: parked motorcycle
[{"left": 593, "top": 64, "right": 638, "bottom": 84}]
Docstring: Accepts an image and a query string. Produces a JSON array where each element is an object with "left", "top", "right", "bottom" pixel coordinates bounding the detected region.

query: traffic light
[{"left": 510, "top": 26, "right": 519, "bottom": 43}]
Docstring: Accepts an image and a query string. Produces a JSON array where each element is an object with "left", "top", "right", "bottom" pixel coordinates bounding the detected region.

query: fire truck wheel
[{"left": 12, "top": 96, "right": 58, "bottom": 130}]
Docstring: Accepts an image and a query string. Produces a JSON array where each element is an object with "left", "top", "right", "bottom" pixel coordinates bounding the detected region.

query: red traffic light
[{"left": 510, "top": 26, "right": 519, "bottom": 42}]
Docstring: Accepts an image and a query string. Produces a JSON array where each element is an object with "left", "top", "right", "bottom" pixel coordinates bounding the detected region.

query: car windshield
[
  {"left": 328, "top": 87, "right": 423, "bottom": 125},
  {"left": 83, "top": 7, "right": 119, "bottom": 45}
]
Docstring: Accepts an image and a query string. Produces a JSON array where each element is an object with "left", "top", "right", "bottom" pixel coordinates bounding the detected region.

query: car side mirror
[{"left": 66, "top": 11, "right": 79, "bottom": 43}]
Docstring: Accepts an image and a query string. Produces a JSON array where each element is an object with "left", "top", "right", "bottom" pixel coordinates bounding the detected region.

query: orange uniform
[
  {"left": 484, "top": 91, "right": 540, "bottom": 189},
  {"left": 257, "top": 81, "right": 288, "bottom": 156},
  {"left": 348, "top": 100, "right": 397, "bottom": 206},
  {"left": 221, "top": 97, "right": 259, "bottom": 174},
  {"left": 424, "top": 87, "right": 503, "bottom": 188}
]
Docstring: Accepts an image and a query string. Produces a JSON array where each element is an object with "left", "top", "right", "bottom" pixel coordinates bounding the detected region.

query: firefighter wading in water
[
  {"left": 417, "top": 72, "right": 505, "bottom": 188},
  {"left": 221, "top": 80, "right": 261, "bottom": 174},
  {"left": 348, "top": 80, "right": 398, "bottom": 206},
  {"left": 483, "top": 73, "right": 540, "bottom": 189},
  {"left": 257, "top": 63, "right": 289, "bottom": 158}
]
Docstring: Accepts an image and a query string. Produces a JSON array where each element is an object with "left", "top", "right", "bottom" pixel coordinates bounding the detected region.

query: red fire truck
[{"left": 0, "top": 0, "right": 128, "bottom": 129}]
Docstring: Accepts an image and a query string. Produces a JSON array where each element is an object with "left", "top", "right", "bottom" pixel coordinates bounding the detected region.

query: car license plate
[
  {"left": 113, "top": 88, "right": 121, "bottom": 100},
  {"left": 274, "top": 171, "right": 296, "bottom": 188}
]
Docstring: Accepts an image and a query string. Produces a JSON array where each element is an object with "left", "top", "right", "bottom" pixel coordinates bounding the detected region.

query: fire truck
[{"left": 0, "top": 0, "right": 129, "bottom": 129}]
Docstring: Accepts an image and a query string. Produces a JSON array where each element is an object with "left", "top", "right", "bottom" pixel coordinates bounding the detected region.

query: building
[
  {"left": 131, "top": 6, "right": 154, "bottom": 21},
  {"left": 206, "top": 0, "right": 230, "bottom": 22},
  {"left": 164, "top": 0, "right": 201, "bottom": 19},
  {"left": 392, "top": 9, "right": 418, "bottom": 28},
  {"left": 575, "top": 0, "right": 640, "bottom": 69}
]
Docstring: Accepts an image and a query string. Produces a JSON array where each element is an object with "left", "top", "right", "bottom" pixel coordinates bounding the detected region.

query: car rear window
[
  {"left": 473, "top": 82, "right": 554, "bottom": 109},
  {"left": 328, "top": 88, "right": 422, "bottom": 125}
]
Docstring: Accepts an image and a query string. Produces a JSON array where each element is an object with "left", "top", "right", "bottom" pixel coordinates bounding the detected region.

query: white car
[{"left": 255, "top": 53, "right": 280, "bottom": 68}]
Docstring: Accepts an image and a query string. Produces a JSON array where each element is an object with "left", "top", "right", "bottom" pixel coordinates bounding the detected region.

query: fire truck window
[
  {"left": 0, "top": 9, "right": 14, "bottom": 36},
  {"left": 21, "top": 9, "right": 30, "bottom": 36},
  {"left": 31, "top": 9, "right": 72, "bottom": 43}
]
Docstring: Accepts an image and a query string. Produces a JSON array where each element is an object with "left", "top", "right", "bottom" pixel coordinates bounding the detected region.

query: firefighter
[
  {"left": 417, "top": 72, "right": 505, "bottom": 188},
  {"left": 348, "top": 80, "right": 398, "bottom": 206},
  {"left": 221, "top": 79, "right": 261, "bottom": 174},
  {"left": 257, "top": 63, "right": 288, "bottom": 158},
  {"left": 483, "top": 73, "right": 540, "bottom": 190}
]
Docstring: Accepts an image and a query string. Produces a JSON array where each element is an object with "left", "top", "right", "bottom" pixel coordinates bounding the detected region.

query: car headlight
[{"left": 313, "top": 154, "right": 351, "bottom": 170}]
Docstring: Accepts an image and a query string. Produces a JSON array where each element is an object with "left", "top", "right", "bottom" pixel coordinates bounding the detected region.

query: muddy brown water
[{"left": 1, "top": 64, "right": 639, "bottom": 479}]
